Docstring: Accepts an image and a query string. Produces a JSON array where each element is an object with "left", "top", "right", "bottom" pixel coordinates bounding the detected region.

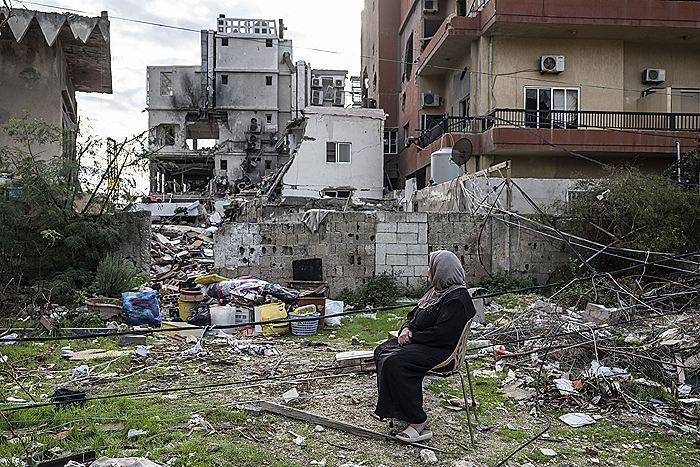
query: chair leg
[
  {"left": 458, "top": 371, "right": 475, "bottom": 448},
  {"left": 464, "top": 358, "right": 479, "bottom": 423}
]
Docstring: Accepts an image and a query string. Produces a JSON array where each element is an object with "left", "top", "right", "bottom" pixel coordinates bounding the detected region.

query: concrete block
[
  {"left": 386, "top": 243, "right": 408, "bottom": 255},
  {"left": 418, "top": 223, "right": 428, "bottom": 239},
  {"left": 376, "top": 222, "right": 398, "bottom": 233},
  {"left": 397, "top": 222, "right": 419, "bottom": 234},
  {"left": 407, "top": 254, "right": 428, "bottom": 266},
  {"left": 375, "top": 264, "right": 392, "bottom": 275},
  {"left": 391, "top": 265, "right": 411, "bottom": 277},
  {"left": 375, "top": 244, "right": 387, "bottom": 264},
  {"left": 397, "top": 233, "right": 418, "bottom": 244},
  {"left": 386, "top": 254, "right": 408, "bottom": 266},
  {"left": 376, "top": 232, "right": 397, "bottom": 244},
  {"left": 414, "top": 265, "right": 429, "bottom": 277},
  {"left": 407, "top": 243, "right": 429, "bottom": 255}
]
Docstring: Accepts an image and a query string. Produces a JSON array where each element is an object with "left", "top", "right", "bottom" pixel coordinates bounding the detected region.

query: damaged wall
[
  {"left": 214, "top": 211, "right": 570, "bottom": 294},
  {"left": 282, "top": 107, "right": 386, "bottom": 200}
]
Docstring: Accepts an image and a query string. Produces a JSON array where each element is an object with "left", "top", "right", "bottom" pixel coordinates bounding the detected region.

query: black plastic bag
[{"left": 187, "top": 303, "right": 211, "bottom": 326}]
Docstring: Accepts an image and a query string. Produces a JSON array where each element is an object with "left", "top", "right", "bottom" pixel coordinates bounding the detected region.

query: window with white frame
[
  {"left": 326, "top": 142, "right": 352, "bottom": 163},
  {"left": 384, "top": 128, "right": 398, "bottom": 154},
  {"left": 525, "top": 87, "right": 579, "bottom": 128}
]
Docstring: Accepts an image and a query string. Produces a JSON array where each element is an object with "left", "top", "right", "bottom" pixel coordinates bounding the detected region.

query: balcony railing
[
  {"left": 490, "top": 109, "right": 700, "bottom": 132},
  {"left": 419, "top": 109, "right": 700, "bottom": 146}
]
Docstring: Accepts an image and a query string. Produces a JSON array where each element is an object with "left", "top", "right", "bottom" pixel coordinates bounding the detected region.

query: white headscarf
[{"left": 417, "top": 250, "right": 466, "bottom": 310}]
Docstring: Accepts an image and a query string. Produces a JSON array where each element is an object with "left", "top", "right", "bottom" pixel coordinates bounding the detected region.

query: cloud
[{"left": 65, "top": 0, "right": 362, "bottom": 146}]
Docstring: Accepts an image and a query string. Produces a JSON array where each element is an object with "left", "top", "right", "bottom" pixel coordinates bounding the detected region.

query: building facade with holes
[
  {"left": 146, "top": 16, "right": 349, "bottom": 197},
  {"left": 0, "top": 8, "right": 112, "bottom": 159},
  {"left": 361, "top": 0, "right": 700, "bottom": 190}
]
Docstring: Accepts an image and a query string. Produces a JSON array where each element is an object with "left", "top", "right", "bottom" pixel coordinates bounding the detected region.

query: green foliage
[
  {"left": 335, "top": 273, "right": 403, "bottom": 308},
  {"left": 565, "top": 167, "right": 700, "bottom": 267},
  {"left": 35, "top": 268, "right": 95, "bottom": 305},
  {"left": 0, "top": 117, "right": 153, "bottom": 305},
  {"left": 66, "top": 312, "right": 106, "bottom": 328},
  {"left": 92, "top": 254, "right": 141, "bottom": 298},
  {"left": 664, "top": 146, "right": 700, "bottom": 187},
  {"left": 475, "top": 272, "right": 537, "bottom": 293}
]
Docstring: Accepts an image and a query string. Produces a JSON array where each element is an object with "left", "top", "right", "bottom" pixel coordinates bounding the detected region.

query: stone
[{"left": 420, "top": 449, "right": 438, "bottom": 465}]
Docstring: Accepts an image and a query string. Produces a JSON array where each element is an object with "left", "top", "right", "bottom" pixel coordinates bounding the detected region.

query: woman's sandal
[{"left": 395, "top": 425, "right": 433, "bottom": 443}]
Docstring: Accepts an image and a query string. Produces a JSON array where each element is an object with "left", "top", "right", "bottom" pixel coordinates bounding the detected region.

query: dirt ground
[{"left": 1, "top": 303, "right": 699, "bottom": 466}]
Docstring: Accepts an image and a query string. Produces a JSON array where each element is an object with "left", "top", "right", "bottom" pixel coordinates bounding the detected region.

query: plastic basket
[{"left": 290, "top": 311, "right": 320, "bottom": 336}]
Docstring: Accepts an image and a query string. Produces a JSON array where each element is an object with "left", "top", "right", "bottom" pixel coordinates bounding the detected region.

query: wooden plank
[{"left": 257, "top": 401, "right": 444, "bottom": 453}]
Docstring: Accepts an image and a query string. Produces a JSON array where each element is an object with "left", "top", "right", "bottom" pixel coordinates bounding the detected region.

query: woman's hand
[{"left": 398, "top": 328, "right": 412, "bottom": 345}]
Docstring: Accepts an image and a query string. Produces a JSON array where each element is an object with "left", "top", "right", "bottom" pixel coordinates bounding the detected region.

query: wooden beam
[{"left": 257, "top": 401, "right": 444, "bottom": 453}]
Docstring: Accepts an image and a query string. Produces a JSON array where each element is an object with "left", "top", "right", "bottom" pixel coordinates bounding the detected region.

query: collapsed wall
[{"left": 214, "top": 212, "right": 570, "bottom": 294}]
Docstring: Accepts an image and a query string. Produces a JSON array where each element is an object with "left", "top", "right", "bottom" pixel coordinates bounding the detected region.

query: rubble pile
[
  {"left": 150, "top": 225, "right": 218, "bottom": 316},
  {"left": 470, "top": 275, "right": 700, "bottom": 438}
]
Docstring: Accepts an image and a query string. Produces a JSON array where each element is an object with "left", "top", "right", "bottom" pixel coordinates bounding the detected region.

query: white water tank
[{"left": 430, "top": 148, "right": 463, "bottom": 185}]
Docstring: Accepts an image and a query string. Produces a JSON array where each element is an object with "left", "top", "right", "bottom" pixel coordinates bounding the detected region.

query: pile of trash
[{"left": 150, "top": 225, "right": 218, "bottom": 316}]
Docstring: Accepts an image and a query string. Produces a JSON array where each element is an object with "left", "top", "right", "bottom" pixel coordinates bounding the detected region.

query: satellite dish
[{"left": 450, "top": 137, "right": 472, "bottom": 166}]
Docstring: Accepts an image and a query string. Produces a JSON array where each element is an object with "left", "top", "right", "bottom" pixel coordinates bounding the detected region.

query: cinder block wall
[{"left": 214, "top": 212, "right": 569, "bottom": 294}]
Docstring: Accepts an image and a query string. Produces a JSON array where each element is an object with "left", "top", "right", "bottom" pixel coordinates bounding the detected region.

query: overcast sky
[{"left": 20, "top": 0, "right": 364, "bottom": 141}]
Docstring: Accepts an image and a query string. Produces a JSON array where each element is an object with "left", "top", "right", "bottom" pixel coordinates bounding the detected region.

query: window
[
  {"left": 673, "top": 89, "right": 700, "bottom": 113},
  {"left": 160, "top": 72, "right": 173, "bottom": 96},
  {"left": 266, "top": 114, "right": 273, "bottom": 124},
  {"left": 404, "top": 34, "right": 414, "bottom": 79},
  {"left": 326, "top": 142, "right": 351, "bottom": 163},
  {"left": 266, "top": 38, "right": 273, "bottom": 47},
  {"left": 403, "top": 122, "right": 410, "bottom": 148},
  {"left": 221, "top": 74, "right": 228, "bottom": 85},
  {"left": 457, "top": 0, "right": 467, "bottom": 16},
  {"left": 266, "top": 76, "right": 273, "bottom": 86},
  {"left": 384, "top": 128, "right": 398, "bottom": 154},
  {"left": 525, "top": 87, "right": 579, "bottom": 128},
  {"left": 155, "top": 124, "right": 177, "bottom": 146},
  {"left": 265, "top": 160, "right": 272, "bottom": 170},
  {"left": 221, "top": 38, "right": 229, "bottom": 46},
  {"left": 220, "top": 159, "right": 228, "bottom": 170}
]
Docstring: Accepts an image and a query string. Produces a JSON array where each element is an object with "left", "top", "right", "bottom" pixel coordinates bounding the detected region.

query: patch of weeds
[
  {"left": 65, "top": 312, "right": 105, "bottom": 328},
  {"left": 92, "top": 254, "right": 145, "bottom": 298},
  {"left": 475, "top": 272, "right": 537, "bottom": 294},
  {"left": 335, "top": 273, "right": 403, "bottom": 308}
]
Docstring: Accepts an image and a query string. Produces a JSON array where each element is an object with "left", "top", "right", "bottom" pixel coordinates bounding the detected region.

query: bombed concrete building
[
  {"left": 0, "top": 8, "right": 112, "bottom": 158},
  {"left": 146, "top": 16, "right": 349, "bottom": 198}
]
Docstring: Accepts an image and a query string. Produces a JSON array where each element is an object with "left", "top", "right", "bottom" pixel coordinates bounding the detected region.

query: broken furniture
[{"left": 427, "top": 318, "right": 478, "bottom": 447}]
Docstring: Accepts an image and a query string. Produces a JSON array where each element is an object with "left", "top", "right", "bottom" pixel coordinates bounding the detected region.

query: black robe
[{"left": 374, "top": 288, "right": 476, "bottom": 424}]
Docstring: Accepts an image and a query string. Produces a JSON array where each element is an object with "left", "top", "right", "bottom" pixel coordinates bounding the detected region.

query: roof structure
[{"left": 0, "top": 7, "right": 112, "bottom": 93}]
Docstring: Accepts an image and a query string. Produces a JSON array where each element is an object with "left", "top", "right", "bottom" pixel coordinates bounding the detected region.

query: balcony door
[{"left": 525, "top": 87, "right": 579, "bottom": 129}]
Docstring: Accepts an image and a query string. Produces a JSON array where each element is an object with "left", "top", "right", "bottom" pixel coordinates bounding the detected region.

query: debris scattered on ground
[{"left": 559, "top": 412, "right": 596, "bottom": 428}]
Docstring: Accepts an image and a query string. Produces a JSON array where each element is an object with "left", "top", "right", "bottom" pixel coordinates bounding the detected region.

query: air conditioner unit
[
  {"left": 642, "top": 68, "right": 666, "bottom": 84},
  {"left": 421, "top": 92, "right": 441, "bottom": 108},
  {"left": 423, "top": 0, "right": 438, "bottom": 13},
  {"left": 335, "top": 78, "right": 345, "bottom": 88},
  {"left": 247, "top": 134, "right": 260, "bottom": 150},
  {"left": 540, "top": 55, "right": 565, "bottom": 74},
  {"left": 311, "top": 77, "right": 321, "bottom": 88},
  {"left": 311, "top": 89, "right": 323, "bottom": 106},
  {"left": 334, "top": 90, "right": 345, "bottom": 107}
]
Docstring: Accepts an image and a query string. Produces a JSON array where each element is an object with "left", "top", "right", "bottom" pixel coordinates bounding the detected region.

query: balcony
[{"left": 418, "top": 108, "right": 700, "bottom": 165}]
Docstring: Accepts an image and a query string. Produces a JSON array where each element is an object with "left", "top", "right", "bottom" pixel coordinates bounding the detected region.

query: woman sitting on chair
[{"left": 374, "top": 250, "right": 476, "bottom": 442}]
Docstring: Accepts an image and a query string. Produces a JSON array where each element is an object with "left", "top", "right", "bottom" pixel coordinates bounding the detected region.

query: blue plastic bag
[{"left": 122, "top": 289, "right": 162, "bottom": 327}]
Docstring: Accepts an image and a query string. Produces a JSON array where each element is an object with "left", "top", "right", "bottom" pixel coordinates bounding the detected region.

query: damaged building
[
  {"left": 146, "top": 15, "right": 351, "bottom": 199},
  {"left": 0, "top": 8, "right": 112, "bottom": 157}
]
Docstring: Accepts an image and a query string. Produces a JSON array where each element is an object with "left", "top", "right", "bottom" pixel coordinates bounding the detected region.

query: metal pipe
[{"left": 676, "top": 140, "right": 682, "bottom": 182}]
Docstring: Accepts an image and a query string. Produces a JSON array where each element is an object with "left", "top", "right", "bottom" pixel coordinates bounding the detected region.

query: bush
[
  {"left": 475, "top": 272, "right": 536, "bottom": 294},
  {"left": 565, "top": 167, "right": 700, "bottom": 270},
  {"left": 92, "top": 255, "right": 141, "bottom": 298},
  {"left": 335, "top": 273, "right": 403, "bottom": 308}
]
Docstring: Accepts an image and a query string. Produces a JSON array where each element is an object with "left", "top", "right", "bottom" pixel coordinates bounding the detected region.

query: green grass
[{"left": 289, "top": 307, "right": 411, "bottom": 346}]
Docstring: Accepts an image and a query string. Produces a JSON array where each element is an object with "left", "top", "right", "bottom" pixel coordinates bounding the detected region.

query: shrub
[
  {"left": 92, "top": 255, "right": 140, "bottom": 298},
  {"left": 565, "top": 167, "right": 700, "bottom": 270},
  {"left": 335, "top": 273, "right": 403, "bottom": 308},
  {"left": 475, "top": 272, "right": 536, "bottom": 294}
]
